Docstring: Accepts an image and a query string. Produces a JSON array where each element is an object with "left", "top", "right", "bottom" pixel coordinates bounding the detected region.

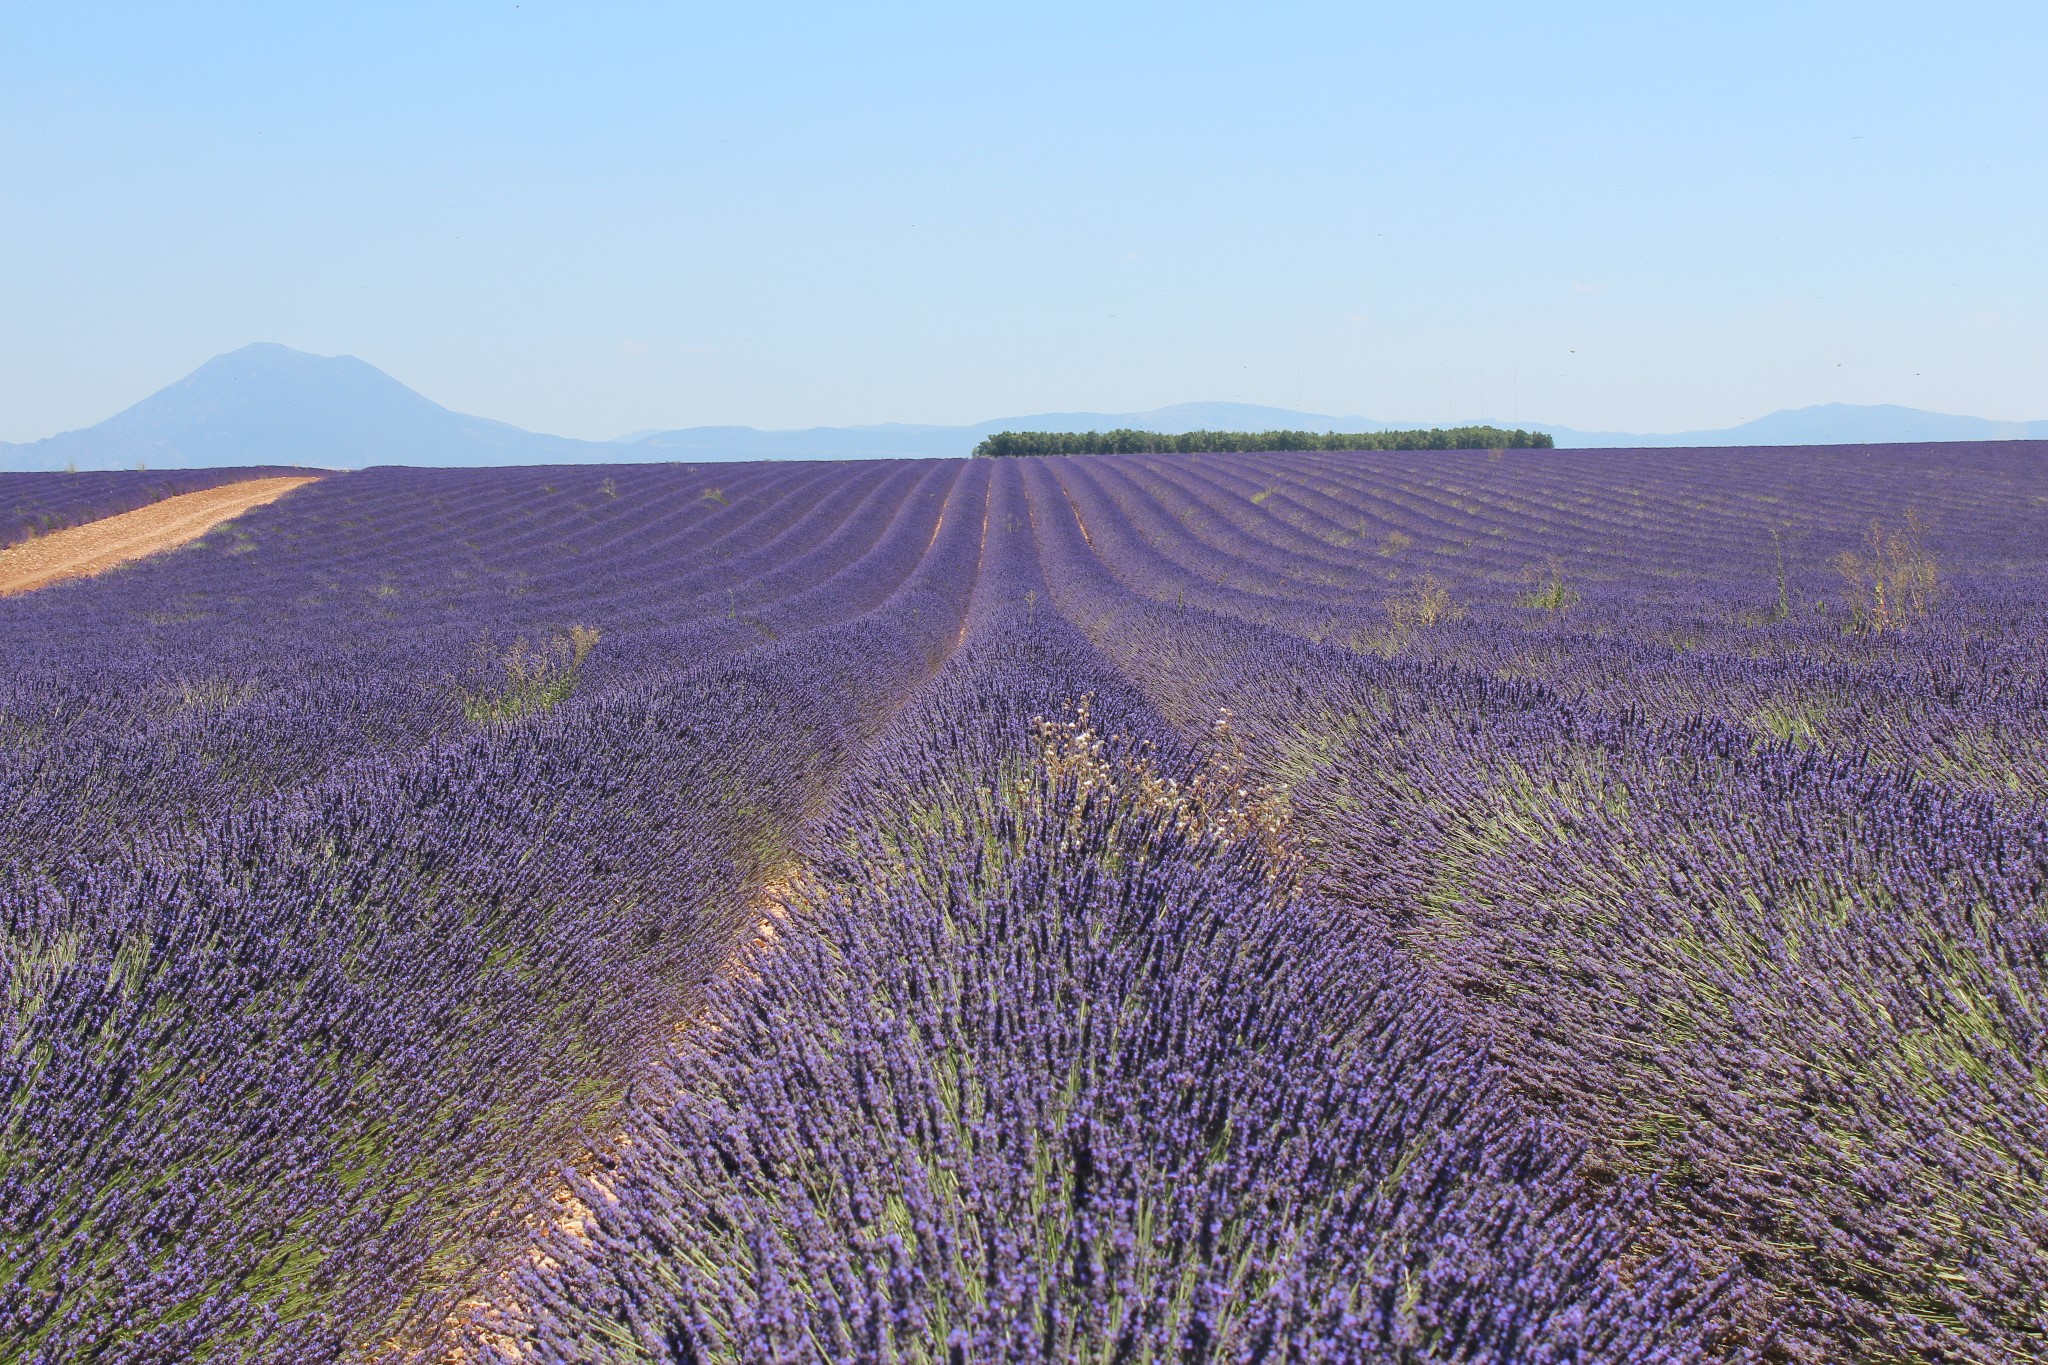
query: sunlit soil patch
[{"left": 0, "top": 475, "right": 319, "bottom": 594}]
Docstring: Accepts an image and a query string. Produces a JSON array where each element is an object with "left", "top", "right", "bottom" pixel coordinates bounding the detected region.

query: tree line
[{"left": 972, "top": 426, "right": 1555, "bottom": 457}]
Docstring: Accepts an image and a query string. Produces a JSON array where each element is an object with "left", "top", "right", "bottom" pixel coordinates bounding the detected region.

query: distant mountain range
[
  {"left": 4, "top": 343, "right": 2044, "bottom": 471},
  {"left": 1549, "top": 405, "right": 2048, "bottom": 447}
]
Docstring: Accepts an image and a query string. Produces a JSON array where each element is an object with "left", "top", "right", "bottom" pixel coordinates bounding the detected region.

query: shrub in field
[
  {"left": 460, "top": 623, "right": 601, "bottom": 722},
  {"left": 1357, "top": 571, "right": 1467, "bottom": 655},
  {"left": 1029, "top": 695, "right": 1290, "bottom": 863},
  {"left": 1513, "top": 557, "right": 1579, "bottom": 613},
  {"left": 1768, "top": 524, "right": 1793, "bottom": 621},
  {"left": 1834, "top": 511, "right": 1938, "bottom": 632},
  {"left": 1386, "top": 571, "right": 1459, "bottom": 630}
]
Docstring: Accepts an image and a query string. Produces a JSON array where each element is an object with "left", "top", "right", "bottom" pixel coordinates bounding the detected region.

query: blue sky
[{"left": 2, "top": 1, "right": 2043, "bottom": 441}]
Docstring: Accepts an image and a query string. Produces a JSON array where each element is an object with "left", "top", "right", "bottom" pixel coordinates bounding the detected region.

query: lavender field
[{"left": 2, "top": 444, "right": 2044, "bottom": 1363}]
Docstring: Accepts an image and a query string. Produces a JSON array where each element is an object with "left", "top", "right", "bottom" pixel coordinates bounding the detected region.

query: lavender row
[
  {"left": 1024, "top": 457, "right": 2048, "bottom": 1361},
  {"left": 486, "top": 471, "right": 1739, "bottom": 1361}
]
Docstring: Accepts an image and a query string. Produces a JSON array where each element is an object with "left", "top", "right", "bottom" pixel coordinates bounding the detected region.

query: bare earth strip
[{"left": 0, "top": 476, "right": 321, "bottom": 596}]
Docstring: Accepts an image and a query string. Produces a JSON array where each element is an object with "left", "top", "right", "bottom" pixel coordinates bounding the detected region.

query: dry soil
[{"left": 0, "top": 476, "right": 321, "bottom": 596}]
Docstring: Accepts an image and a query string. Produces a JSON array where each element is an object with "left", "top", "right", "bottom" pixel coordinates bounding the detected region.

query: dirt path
[{"left": 0, "top": 476, "right": 321, "bottom": 596}]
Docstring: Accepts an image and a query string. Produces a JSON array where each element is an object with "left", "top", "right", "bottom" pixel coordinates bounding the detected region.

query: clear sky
[{"left": 3, "top": 1, "right": 2044, "bottom": 442}]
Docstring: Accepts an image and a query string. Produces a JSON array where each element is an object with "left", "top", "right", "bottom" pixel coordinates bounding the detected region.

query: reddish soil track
[{"left": 0, "top": 476, "right": 320, "bottom": 596}]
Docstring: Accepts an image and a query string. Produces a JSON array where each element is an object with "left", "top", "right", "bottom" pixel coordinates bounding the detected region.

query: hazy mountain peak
[{"left": 1, "top": 345, "right": 602, "bottom": 470}]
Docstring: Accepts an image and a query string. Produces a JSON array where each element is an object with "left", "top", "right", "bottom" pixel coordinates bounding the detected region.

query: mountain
[
  {"left": 0, "top": 344, "right": 607, "bottom": 471},
  {"left": 1548, "top": 403, "right": 2048, "bottom": 448},
  {"left": 6, "top": 344, "right": 2044, "bottom": 469}
]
